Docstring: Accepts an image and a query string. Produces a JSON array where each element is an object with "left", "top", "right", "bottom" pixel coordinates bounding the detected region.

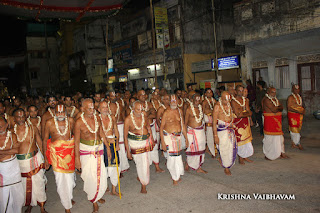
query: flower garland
[
  {"left": 292, "top": 93, "right": 302, "bottom": 106},
  {"left": 265, "top": 94, "right": 279, "bottom": 106},
  {"left": 81, "top": 113, "right": 99, "bottom": 133},
  {"left": 219, "top": 98, "right": 231, "bottom": 117},
  {"left": 120, "top": 98, "right": 125, "bottom": 107},
  {"left": 130, "top": 110, "right": 144, "bottom": 130},
  {"left": 99, "top": 114, "right": 112, "bottom": 134},
  {"left": 54, "top": 117, "right": 69, "bottom": 136},
  {"left": 70, "top": 106, "right": 76, "bottom": 117},
  {"left": 48, "top": 108, "right": 55, "bottom": 117},
  {"left": 14, "top": 122, "right": 29, "bottom": 142},
  {"left": 151, "top": 100, "right": 161, "bottom": 112},
  {"left": 4, "top": 113, "right": 8, "bottom": 120},
  {"left": 108, "top": 101, "right": 119, "bottom": 118},
  {"left": 190, "top": 102, "right": 203, "bottom": 123},
  {"left": 143, "top": 101, "right": 149, "bottom": 111},
  {"left": 205, "top": 96, "right": 215, "bottom": 110},
  {"left": 178, "top": 97, "right": 183, "bottom": 107},
  {"left": 232, "top": 96, "right": 246, "bottom": 108},
  {"left": 0, "top": 131, "right": 11, "bottom": 150},
  {"left": 27, "top": 116, "right": 41, "bottom": 128}
]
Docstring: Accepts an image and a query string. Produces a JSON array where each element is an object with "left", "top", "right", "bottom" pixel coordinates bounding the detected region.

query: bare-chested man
[
  {"left": 64, "top": 96, "right": 80, "bottom": 119},
  {"left": 10, "top": 97, "right": 27, "bottom": 115},
  {"left": 27, "top": 105, "right": 41, "bottom": 135},
  {"left": 262, "top": 87, "right": 289, "bottom": 160},
  {"left": 98, "top": 101, "right": 121, "bottom": 196},
  {"left": 231, "top": 85, "right": 254, "bottom": 165},
  {"left": 124, "top": 101, "right": 154, "bottom": 193},
  {"left": 156, "top": 94, "right": 170, "bottom": 158},
  {"left": 93, "top": 93, "right": 101, "bottom": 110},
  {"left": 202, "top": 88, "right": 217, "bottom": 158},
  {"left": 160, "top": 94, "right": 188, "bottom": 185},
  {"left": 108, "top": 91, "right": 130, "bottom": 175},
  {"left": 43, "top": 105, "right": 75, "bottom": 213},
  {"left": 123, "top": 90, "right": 132, "bottom": 109},
  {"left": 287, "top": 84, "right": 305, "bottom": 150},
  {"left": 74, "top": 98, "right": 111, "bottom": 213},
  {"left": 0, "top": 101, "right": 14, "bottom": 128},
  {"left": 137, "top": 90, "right": 164, "bottom": 173},
  {"left": 0, "top": 117, "right": 24, "bottom": 213},
  {"left": 184, "top": 93, "right": 207, "bottom": 174},
  {"left": 213, "top": 91, "right": 237, "bottom": 176},
  {"left": 41, "top": 95, "right": 57, "bottom": 137},
  {"left": 175, "top": 89, "right": 184, "bottom": 111},
  {"left": 125, "top": 98, "right": 136, "bottom": 117},
  {"left": 13, "top": 109, "right": 47, "bottom": 213}
]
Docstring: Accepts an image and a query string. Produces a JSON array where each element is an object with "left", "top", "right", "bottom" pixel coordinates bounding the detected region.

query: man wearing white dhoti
[
  {"left": 74, "top": 99, "right": 111, "bottom": 213},
  {"left": 160, "top": 94, "right": 188, "bottom": 185},
  {"left": 184, "top": 93, "right": 207, "bottom": 174},
  {"left": 13, "top": 109, "right": 47, "bottom": 213},
  {"left": 0, "top": 117, "right": 24, "bottom": 213},
  {"left": 124, "top": 101, "right": 154, "bottom": 193},
  {"left": 213, "top": 92, "right": 237, "bottom": 176},
  {"left": 43, "top": 104, "right": 76, "bottom": 213}
]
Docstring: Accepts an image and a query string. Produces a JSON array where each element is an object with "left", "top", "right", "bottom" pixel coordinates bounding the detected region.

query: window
[
  {"left": 275, "top": 66, "right": 290, "bottom": 89},
  {"left": 298, "top": 62, "right": 320, "bottom": 93},
  {"left": 30, "top": 71, "right": 38, "bottom": 80},
  {"left": 315, "top": 65, "right": 320, "bottom": 91},
  {"left": 300, "top": 66, "right": 311, "bottom": 91}
]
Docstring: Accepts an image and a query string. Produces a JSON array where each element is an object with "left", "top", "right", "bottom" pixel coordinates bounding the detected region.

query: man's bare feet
[
  {"left": 92, "top": 202, "right": 99, "bottom": 213},
  {"left": 298, "top": 144, "right": 303, "bottom": 150},
  {"left": 120, "top": 173, "right": 124, "bottom": 178},
  {"left": 97, "top": 198, "right": 105, "bottom": 204},
  {"left": 110, "top": 186, "right": 121, "bottom": 197},
  {"left": 184, "top": 163, "right": 189, "bottom": 171},
  {"left": 155, "top": 164, "right": 165, "bottom": 173},
  {"left": 265, "top": 156, "right": 271, "bottom": 161},
  {"left": 244, "top": 158, "right": 253, "bottom": 163},
  {"left": 140, "top": 184, "right": 147, "bottom": 194},
  {"left": 173, "top": 180, "right": 178, "bottom": 185},
  {"left": 239, "top": 157, "right": 245, "bottom": 165},
  {"left": 211, "top": 155, "right": 216, "bottom": 159},
  {"left": 291, "top": 142, "right": 298, "bottom": 149},
  {"left": 137, "top": 176, "right": 140, "bottom": 182},
  {"left": 224, "top": 168, "right": 232, "bottom": 176},
  {"left": 280, "top": 153, "right": 290, "bottom": 159},
  {"left": 40, "top": 207, "right": 48, "bottom": 213},
  {"left": 65, "top": 209, "right": 71, "bottom": 213},
  {"left": 25, "top": 206, "right": 32, "bottom": 213},
  {"left": 72, "top": 200, "right": 76, "bottom": 205},
  {"left": 196, "top": 167, "right": 208, "bottom": 174}
]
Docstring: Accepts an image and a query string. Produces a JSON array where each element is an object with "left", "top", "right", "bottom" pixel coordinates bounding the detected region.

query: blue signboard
[
  {"left": 112, "top": 40, "right": 133, "bottom": 68},
  {"left": 217, "top": 55, "right": 240, "bottom": 70}
]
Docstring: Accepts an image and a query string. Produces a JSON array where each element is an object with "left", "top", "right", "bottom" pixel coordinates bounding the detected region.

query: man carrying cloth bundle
[
  {"left": 74, "top": 98, "right": 111, "bottom": 213},
  {"left": 184, "top": 93, "right": 207, "bottom": 174},
  {"left": 262, "top": 87, "right": 289, "bottom": 160},
  {"left": 98, "top": 101, "right": 121, "bottom": 196},
  {"left": 213, "top": 91, "right": 237, "bottom": 176},
  {"left": 43, "top": 104, "right": 76, "bottom": 213},
  {"left": 124, "top": 101, "right": 155, "bottom": 194},
  {"left": 14, "top": 109, "right": 47, "bottom": 213},
  {"left": 160, "top": 94, "right": 188, "bottom": 185},
  {"left": 231, "top": 85, "right": 254, "bottom": 165},
  {"left": 287, "top": 84, "right": 305, "bottom": 150}
]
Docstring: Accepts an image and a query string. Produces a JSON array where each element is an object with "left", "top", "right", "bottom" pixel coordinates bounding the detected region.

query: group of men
[{"left": 0, "top": 84, "right": 305, "bottom": 213}]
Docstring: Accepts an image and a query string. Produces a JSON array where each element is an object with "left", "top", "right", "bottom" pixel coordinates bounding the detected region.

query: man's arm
[
  {"left": 99, "top": 120, "right": 111, "bottom": 159},
  {"left": 123, "top": 117, "right": 132, "bottom": 160},
  {"left": 41, "top": 113, "right": 48, "bottom": 137},
  {"left": 74, "top": 120, "right": 81, "bottom": 171},
  {"left": 184, "top": 107, "right": 190, "bottom": 133},
  {"left": 159, "top": 111, "right": 167, "bottom": 152},
  {"left": 0, "top": 133, "right": 20, "bottom": 155},
  {"left": 34, "top": 126, "right": 43, "bottom": 155},
  {"left": 180, "top": 109, "right": 189, "bottom": 148},
  {"left": 112, "top": 116, "right": 120, "bottom": 151},
  {"left": 156, "top": 108, "right": 162, "bottom": 128},
  {"left": 212, "top": 105, "right": 220, "bottom": 145}
]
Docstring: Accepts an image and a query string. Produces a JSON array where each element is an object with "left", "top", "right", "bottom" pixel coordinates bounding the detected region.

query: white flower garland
[
  {"left": 0, "top": 131, "right": 11, "bottom": 150},
  {"left": 219, "top": 98, "right": 231, "bottom": 117},
  {"left": 14, "top": 122, "right": 29, "bottom": 142},
  {"left": 81, "top": 113, "right": 99, "bottom": 134},
  {"left": 108, "top": 101, "right": 119, "bottom": 118},
  {"left": 54, "top": 117, "right": 69, "bottom": 136},
  {"left": 205, "top": 96, "right": 215, "bottom": 110},
  {"left": 4, "top": 113, "right": 8, "bottom": 120},
  {"left": 120, "top": 98, "right": 125, "bottom": 107},
  {"left": 99, "top": 114, "right": 112, "bottom": 134},
  {"left": 48, "top": 108, "right": 55, "bottom": 117},
  {"left": 151, "top": 100, "right": 161, "bottom": 112},
  {"left": 27, "top": 116, "right": 41, "bottom": 128},
  {"left": 265, "top": 94, "right": 279, "bottom": 106},
  {"left": 232, "top": 96, "right": 246, "bottom": 108},
  {"left": 178, "top": 97, "right": 183, "bottom": 107},
  {"left": 161, "top": 104, "right": 167, "bottom": 110},
  {"left": 190, "top": 102, "right": 203, "bottom": 123},
  {"left": 292, "top": 93, "right": 302, "bottom": 106},
  {"left": 130, "top": 110, "right": 144, "bottom": 130},
  {"left": 70, "top": 106, "right": 76, "bottom": 117},
  {"left": 143, "top": 101, "right": 149, "bottom": 111}
]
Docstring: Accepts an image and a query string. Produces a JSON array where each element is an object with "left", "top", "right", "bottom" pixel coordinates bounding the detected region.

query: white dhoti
[
  {"left": 217, "top": 120, "right": 237, "bottom": 168},
  {"left": 164, "top": 131, "right": 184, "bottom": 181},
  {"left": 118, "top": 122, "right": 130, "bottom": 173},
  {"left": 150, "top": 121, "right": 160, "bottom": 164},
  {"left": 104, "top": 138, "right": 121, "bottom": 187},
  {"left": 0, "top": 156, "right": 24, "bottom": 213},
  {"left": 128, "top": 132, "right": 153, "bottom": 185},
  {"left": 263, "top": 135, "right": 285, "bottom": 160},
  {"left": 18, "top": 150, "right": 47, "bottom": 206},
  {"left": 186, "top": 125, "right": 206, "bottom": 170},
  {"left": 237, "top": 143, "right": 254, "bottom": 158},
  {"left": 80, "top": 142, "right": 107, "bottom": 203},
  {"left": 53, "top": 171, "right": 75, "bottom": 210},
  {"left": 204, "top": 114, "right": 215, "bottom": 156},
  {"left": 290, "top": 131, "right": 301, "bottom": 145}
]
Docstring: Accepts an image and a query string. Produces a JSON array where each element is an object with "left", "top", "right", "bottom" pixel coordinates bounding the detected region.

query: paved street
[{"left": 25, "top": 116, "right": 320, "bottom": 213}]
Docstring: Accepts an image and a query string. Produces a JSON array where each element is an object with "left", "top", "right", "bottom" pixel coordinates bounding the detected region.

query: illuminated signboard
[{"left": 217, "top": 55, "right": 240, "bottom": 70}]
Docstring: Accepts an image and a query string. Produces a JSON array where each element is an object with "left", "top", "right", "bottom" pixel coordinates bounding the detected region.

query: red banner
[
  {"left": 288, "top": 112, "right": 303, "bottom": 133},
  {"left": 263, "top": 112, "right": 283, "bottom": 135}
]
